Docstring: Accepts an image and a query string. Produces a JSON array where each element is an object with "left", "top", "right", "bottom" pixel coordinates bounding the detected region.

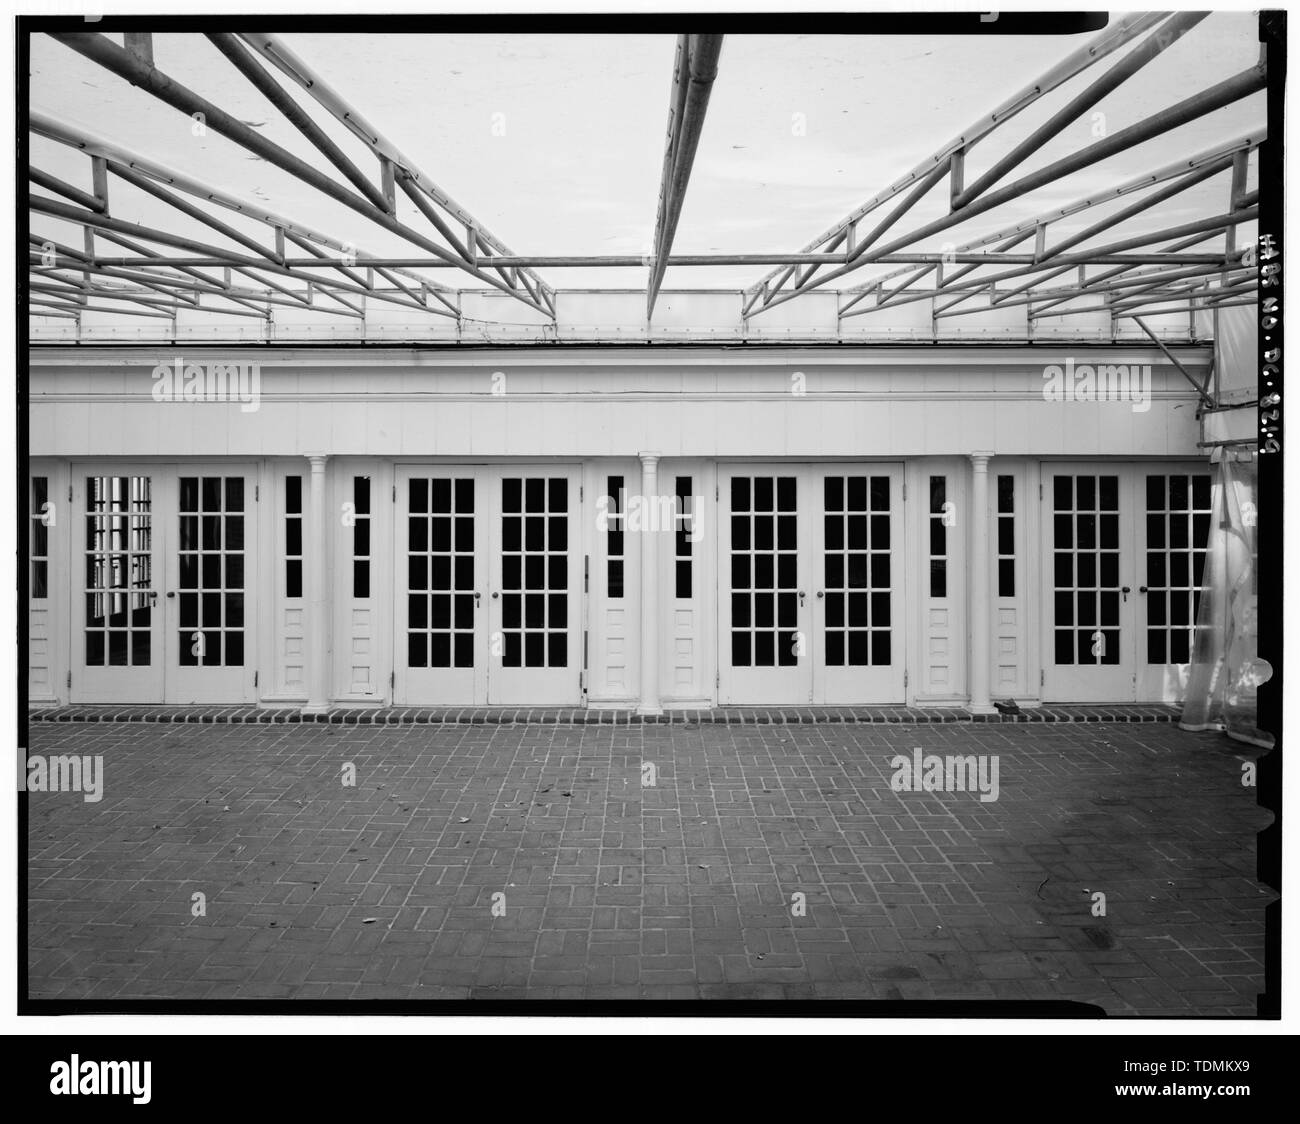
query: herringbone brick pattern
[{"left": 26, "top": 721, "right": 1272, "bottom": 1011}]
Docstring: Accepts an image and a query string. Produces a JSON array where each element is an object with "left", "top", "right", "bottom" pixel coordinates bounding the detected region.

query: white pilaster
[
  {"left": 637, "top": 452, "right": 663, "bottom": 716},
  {"left": 304, "top": 454, "right": 331, "bottom": 714},
  {"left": 968, "top": 452, "right": 995, "bottom": 714}
]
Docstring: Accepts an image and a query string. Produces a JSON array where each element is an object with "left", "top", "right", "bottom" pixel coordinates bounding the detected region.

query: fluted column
[{"left": 968, "top": 452, "right": 995, "bottom": 714}]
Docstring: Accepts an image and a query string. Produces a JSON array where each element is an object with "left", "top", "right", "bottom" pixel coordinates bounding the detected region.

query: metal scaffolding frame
[{"left": 26, "top": 18, "right": 1266, "bottom": 335}]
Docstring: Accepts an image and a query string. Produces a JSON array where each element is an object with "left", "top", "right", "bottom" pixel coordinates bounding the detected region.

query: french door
[
  {"left": 718, "top": 464, "right": 904, "bottom": 705},
  {"left": 73, "top": 468, "right": 164, "bottom": 702},
  {"left": 1041, "top": 463, "right": 1212, "bottom": 703},
  {"left": 395, "top": 465, "right": 582, "bottom": 706},
  {"left": 71, "top": 463, "right": 258, "bottom": 704}
]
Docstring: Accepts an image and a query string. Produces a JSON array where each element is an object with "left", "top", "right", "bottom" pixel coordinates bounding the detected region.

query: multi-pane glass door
[
  {"left": 73, "top": 470, "right": 164, "bottom": 702},
  {"left": 395, "top": 465, "right": 581, "bottom": 705},
  {"left": 396, "top": 469, "right": 487, "bottom": 705},
  {"left": 1136, "top": 469, "right": 1212, "bottom": 701},
  {"left": 718, "top": 464, "right": 904, "bottom": 705},
  {"left": 489, "top": 469, "right": 581, "bottom": 704},
  {"left": 814, "top": 471, "right": 904, "bottom": 703},
  {"left": 1043, "top": 469, "right": 1134, "bottom": 701},
  {"left": 71, "top": 464, "right": 257, "bottom": 704},
  {"left": 719, "top": 469, "right": 806, "bottom": 703},
  {"left": 167, "top": 470, "right": 257, "bottom": 703},
  {"left": 1043, "top": 463, "right": 1212, "bottom": 703}
]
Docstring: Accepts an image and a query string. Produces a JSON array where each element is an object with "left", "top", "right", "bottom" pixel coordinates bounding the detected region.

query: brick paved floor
[{"left": 26, "top": 721, "right": 1273, "bottom": 1012}]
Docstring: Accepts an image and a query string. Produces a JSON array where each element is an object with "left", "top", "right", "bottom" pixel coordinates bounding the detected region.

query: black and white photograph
[{"left": 10, "top": 1, "right": 1290, "bottom": 1062}]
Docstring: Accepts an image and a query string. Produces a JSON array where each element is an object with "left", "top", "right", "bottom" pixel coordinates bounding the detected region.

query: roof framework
[{"left": 26, "top": 17, "right": 1266, "bottom": 337}]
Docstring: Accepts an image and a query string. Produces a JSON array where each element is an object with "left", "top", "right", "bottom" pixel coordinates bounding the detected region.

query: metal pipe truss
[
  {"left": 741, "top": 13, "right": 1265, "bottom": 323},
  {"left": 26, "top": 19, "right": 1267, "bottom": 338},
  {"left": 647, "top": 34, "right": 724, "bottom": 317},
  {"left": 34, "top": 30, "right": 554, "bottom": 321}
]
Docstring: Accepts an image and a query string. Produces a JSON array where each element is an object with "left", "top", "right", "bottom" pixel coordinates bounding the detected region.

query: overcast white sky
[{"left": 29, "top": 14, "right": 1264, "bottom": 303}]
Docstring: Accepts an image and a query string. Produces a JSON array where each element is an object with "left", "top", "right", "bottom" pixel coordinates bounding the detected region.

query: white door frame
[
  {"left": 717, "top": 462, "right": 907, "bottom": 706},
  {"left": 393, "top": 465, "right": 489, "bottom": 706},
  {"left": 70, "top": 463, "right": 166, "bottom": 703},
  {"left": 393, "top": 463, "right": 583, "bottom": 706},
  {"left": 717, "top": 464, "right": 811, "bottom": 705},
  {"left": 164, "top": 463, "right": 259, "bottom": 705},
  {"left": 1040, "top": 463, "right": 1136, "bottom": 702},
  {"left": 1133, "top": 462, "right": 1215, "bottom": 703},
  {"left": 487, "top": 465, "right": 583, "bottom": 705},
  {"left": 69, "top": 461, "right": 258, "bottom": 705},
  {"left": 812, "top": 464, "right": 906, "bottom": 704},
  {"left": 1040, "top": 461, "right": 1215, "bottom": 704}
]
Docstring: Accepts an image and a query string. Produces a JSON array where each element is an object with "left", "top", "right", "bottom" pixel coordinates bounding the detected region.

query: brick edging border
[{"left": 28, "top": 705, "right": 1181, "bottom": 726}]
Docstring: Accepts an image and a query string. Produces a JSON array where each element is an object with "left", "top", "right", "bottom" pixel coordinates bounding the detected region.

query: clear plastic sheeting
[{"left": 1179, "top": 452, "right": 1272, "bottom": 748}]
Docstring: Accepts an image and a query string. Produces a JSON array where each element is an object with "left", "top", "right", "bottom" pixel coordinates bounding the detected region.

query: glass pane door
[
  {"left": 1137, "top": 468, "right": 1213, "bottom": 702},
  {"left": 395, "top": 469, "right": 486, "bottom": 705},
  {"left": 72, "top": 470, "right": 164, "bottom": 702},
  {"left": 165, "top": 468, "right": 258, "bottom": 704},
  {"left": 718, "top": 468, "right": 812, "bottom": 704},
  {"left": 1042, "top": 467, "right": 1136, "bottom": 701},
  {"left": 488, "top": 467, "right": 582, "bottom": 705},
  {"left": 813, "top": 468, "right": 905, "bottom": 703}
]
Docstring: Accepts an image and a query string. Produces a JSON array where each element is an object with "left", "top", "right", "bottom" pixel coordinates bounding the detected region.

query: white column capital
[
  {"left": 638, "top": 452, "right": 661, "bottom": 470},
  {"left": 969, "top": 451, "right": 994, "bottom": 471},
  {"left": 306, "top": 453, "right": 329, "bottom": 471}
]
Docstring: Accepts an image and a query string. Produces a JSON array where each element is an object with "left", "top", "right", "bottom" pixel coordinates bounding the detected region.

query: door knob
[
  {"left": 166, "top": 591, "right": 176, "bottom": 599},
  {"left": 816, "top": 591, "right": 825, "bottom": 598},
  {"left": 491, "top": 591, "right": 499, "bottom": 599},
  {"left": 1121, "top": 586, "right": 1132, "bottom": 602},
  {"left": 1138, "top": 586, "right": 1148, "bottom": 594}
]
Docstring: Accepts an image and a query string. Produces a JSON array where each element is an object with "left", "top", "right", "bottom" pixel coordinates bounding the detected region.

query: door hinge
[
  {"left": 66, "top": 671, "right": 72, "bottom": 688},
  {"left": 715, "top": 484, "right": 719, "bottom": 502},
  {"left": 390, "top": 671, "right": 395, "bottom": 688},
  {"left": 584, "top": 554, "right": 589, "bottom": 594},
  {"left": 1039, "top": 483, "right": 1043, "bottom": 500},
  {"left": 1041, "top": 669, "right": 1045, "bottom": 687},
  {"left": 68, "top": 484, "right": 73, "bottom": 503},
  {"left": 254, "top": 484, "right": 259, "bottom": 502},
  {"left": 254, "top": 670, "right": 259, "bottom": 687},
  {"left": 579, "top": 485, "right": 583, "bottom": 502},
  {"left": 392, "top": 484, "right": 397, "bottom": 502},
  {"left": 904, "top": 669, "right": 908, "bottom": 688},
  {"left": 715, "top": 670, "right": 720, "bottom": 688}
]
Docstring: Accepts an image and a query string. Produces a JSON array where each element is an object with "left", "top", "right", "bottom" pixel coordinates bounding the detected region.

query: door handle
[
  {"left": 165, "top": 591, "right": 175, "bottom": 599},
  {"left": 1121, "top": 586, "right": 1132, "bottom": 602},
  {"left": 815, "top": 591, "right": 825, "bottom": 599},
  {"left": 1138, "top": 586, "right": 1148, "bottom": 594},
  {"left": 798, "top": 589, "right": 806, "bottom": 607},
  {"left": 491, "top": 591, "right": 499, "bottom": 599}
]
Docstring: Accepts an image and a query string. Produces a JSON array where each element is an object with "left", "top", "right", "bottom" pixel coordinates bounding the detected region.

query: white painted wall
[
  {"left": 29, "top": 346, "right": 1206, "bottom": 460},
  {"left": 26, "top": 346, "right": 1210, "bottom": 710}
]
